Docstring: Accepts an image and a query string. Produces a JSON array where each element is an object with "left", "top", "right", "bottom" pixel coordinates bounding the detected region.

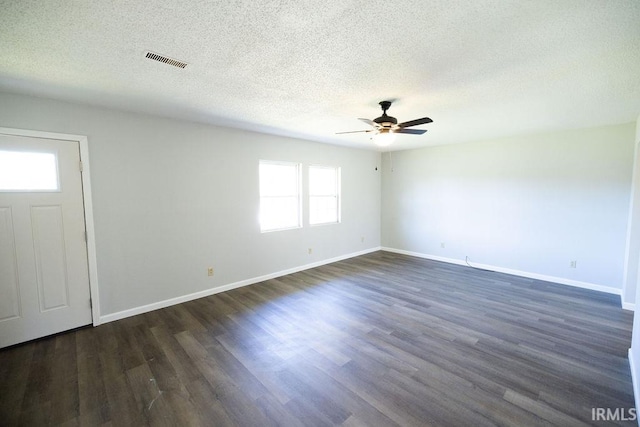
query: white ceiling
[{"left": 1, "top": 0, "right": 639, "bottom": 151}]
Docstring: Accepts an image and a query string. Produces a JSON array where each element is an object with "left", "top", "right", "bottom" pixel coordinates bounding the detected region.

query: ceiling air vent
[{"left": 144, "top": 51, "right": 188, "bottom": 69}]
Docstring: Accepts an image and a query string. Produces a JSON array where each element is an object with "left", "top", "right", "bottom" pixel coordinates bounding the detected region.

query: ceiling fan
[{"left": 337, "top": 100, "right": 433, "bottom": 146}]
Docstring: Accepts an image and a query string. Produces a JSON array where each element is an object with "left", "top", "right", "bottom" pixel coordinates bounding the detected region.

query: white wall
[
  {"left": 381, "top": 123, "right": 635, "bottom": 292},
  {"left": 0, "top": 92, "right": 381, "bottom": 318}
]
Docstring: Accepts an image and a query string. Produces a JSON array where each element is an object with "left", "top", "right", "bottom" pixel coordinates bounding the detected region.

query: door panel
[
  {"left": 0, "top": 134, "right": 92, "bottom": 348},
  {"left": 32, "top": 205, "right": 69, "bottom": 311},
  {"left": 0, "top": 207, "right": 20, "bottom": 322}
]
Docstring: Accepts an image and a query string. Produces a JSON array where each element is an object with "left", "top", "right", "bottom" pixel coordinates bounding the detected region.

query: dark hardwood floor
[{"left": 0, "top": 251, "right": 635, "bottom": 426}]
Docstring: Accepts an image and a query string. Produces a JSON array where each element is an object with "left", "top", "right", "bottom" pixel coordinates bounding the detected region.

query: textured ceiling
[{"left": 0, "top": 0, "right": 639, "bottom": 151}]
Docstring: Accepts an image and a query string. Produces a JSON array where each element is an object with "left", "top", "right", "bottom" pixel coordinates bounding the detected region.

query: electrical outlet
[
  {"left": 570, "top": 260, "right": 577, "bottom": 268},
  {"left": 440, "top": 242, "right": 445, "bottom": 248},
  {"left": 308, "top": 248, "right": 312, "bottom": 255},
  {"left": 207, "top": 267, "right": 214, "bottom": 276},
  {"left": 361, "top": 236, "right": 365, "bottom": 243}
]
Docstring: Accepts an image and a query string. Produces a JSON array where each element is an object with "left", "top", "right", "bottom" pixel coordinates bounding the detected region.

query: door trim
[{"left": 0, "top": 127, "right": 101, "bottom": 326}]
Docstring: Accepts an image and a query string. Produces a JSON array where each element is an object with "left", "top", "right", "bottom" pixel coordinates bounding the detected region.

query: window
[
  {"left": 0, "top": 150, "right": 59, "bottom": 191},
  {"left": 259, "top": 161, "right": 301, "bottom": 232},
  {"left": 309, "top": 165, "right": 340, "bottom": 225}
]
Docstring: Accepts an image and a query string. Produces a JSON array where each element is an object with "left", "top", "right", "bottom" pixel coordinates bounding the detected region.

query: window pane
[
  {"left": 309, "top": 166, "right": 339, "bottom": 225},
  {"left": 309, "top": 166, "right": 336, "bottom": 196},
  {"left": 260, "top": 197, "right": 300, "bottom": 231},
  {"left": 310, "top": 196, "right": 338, "bottom": 224},
  {"left": 259, "top": 161, "right": 300, "bottom": 232},
  {"left": 260, "top": 163, "right": 298, "bottom": 196},
  {"left": 0, "top": 151, "right": 59, "bottom": 191}
]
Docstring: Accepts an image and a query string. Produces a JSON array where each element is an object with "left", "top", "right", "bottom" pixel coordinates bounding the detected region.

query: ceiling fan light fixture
[{"left": 373, "top": 129, "right": 396, "bottom": 147}]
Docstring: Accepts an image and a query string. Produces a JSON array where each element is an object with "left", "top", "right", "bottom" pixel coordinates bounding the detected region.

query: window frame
[
  {"left": 258, "top": 160, "right": 302, "bottom": 233},
  {"left": 308, "top": 164, "right": 341, "bottom": 226}
]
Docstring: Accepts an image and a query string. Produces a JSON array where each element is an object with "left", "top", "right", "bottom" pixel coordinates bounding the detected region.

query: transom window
[{"left": 0, "top": 150, "right": 59, "bottom": 191}]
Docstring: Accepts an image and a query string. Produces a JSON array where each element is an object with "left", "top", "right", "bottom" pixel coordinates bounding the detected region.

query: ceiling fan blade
[
  {"left": 336, "top": 130, "right": 373, "bottom": 134},
  {"left": 358, "top": 118, "right": 380, "bottom": 128},
  {"left": 395, "top": 128, "right": 427, "bottom": 135},
  {"left": 397, "top": 117, "right": 433, "bottom": 128}
]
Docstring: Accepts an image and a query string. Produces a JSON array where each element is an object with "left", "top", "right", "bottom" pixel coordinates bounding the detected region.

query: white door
[{"left": 0, "top": 134, "right": 92, "bottom": 348}]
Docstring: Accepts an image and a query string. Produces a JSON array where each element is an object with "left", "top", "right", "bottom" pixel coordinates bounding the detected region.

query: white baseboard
[
  {"left": 629, "top": 348, "right": 640, "bottom": 425},
  {"left": 624, "top": 302, "right": 637, "bottom": 312},
  {"left": 100, "top": 246, "right": 381, "bottom": 324},
  {"left": 381, "top": 247, "right": 623, "bottom": 297}
]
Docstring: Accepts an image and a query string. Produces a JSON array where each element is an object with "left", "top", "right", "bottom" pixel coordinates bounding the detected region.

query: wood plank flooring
[{"left": 0, "top": 251, "right": 635, "bottom": 426}]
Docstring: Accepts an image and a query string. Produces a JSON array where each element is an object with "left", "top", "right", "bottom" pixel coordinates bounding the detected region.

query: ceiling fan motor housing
[
  {"left": 374, "top": 100, "right": 398, "bottom": 126},
  {"left": 374, "top": 115, "right": 397, "bottom": 126}
]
